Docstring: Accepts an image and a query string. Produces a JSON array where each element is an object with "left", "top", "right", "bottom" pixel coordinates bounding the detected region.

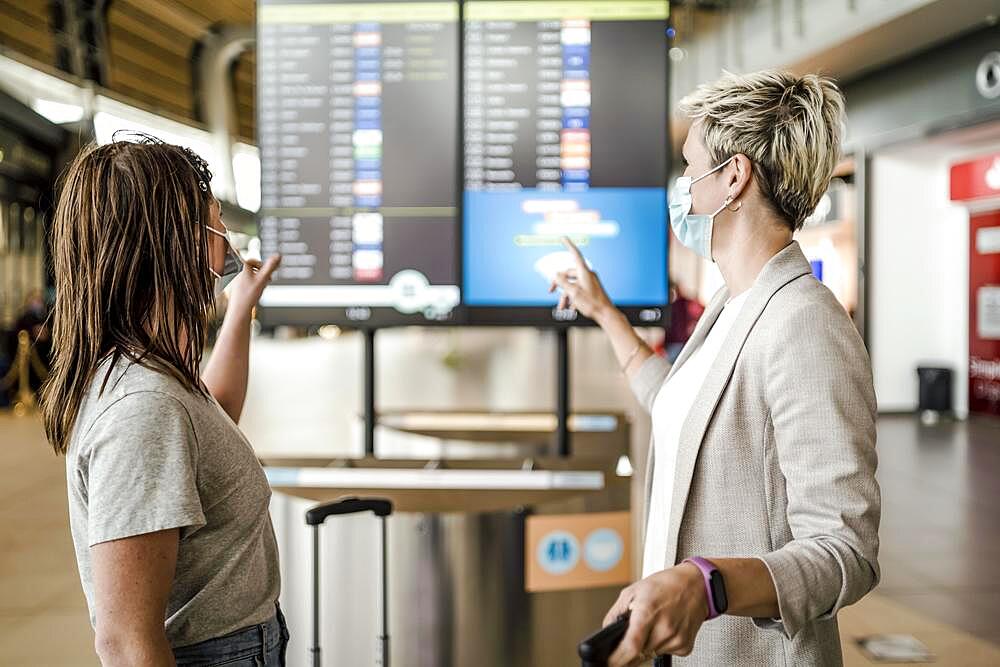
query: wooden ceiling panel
[
  {"left": 111, "top": 80, "right": 190, "bottom": 119},
  {"left": 0, "top": 0, "right": 52, "bottom": 33},
  {"left": 107, "top": 59, "right": 191, "bottom": 112},
  {"left": 109, "top": 64, "right": 192, "bottom": 112},
  {"left": 0, "top": 1, "right": 56, "bottom": 67},
  {"left": 234, "top": 58, "right": 255, "bottom": 86},
  {"left": 106, "top": 1, "right": 199, "bottom": 122},
  {"left": 235, "top": 88, "right": 254, "bottom": 108},
  {"left": 108, "top": 39, "right": 191, "bottom": 88},
  {"left": 235, "top": 65, "right": 254, "bottom": 85},
  {"left": 2, "top": 0, "right": 257, "bottom": 140},
  {"left": 0, "top": 0, "right": 53, "bottom": 33},
  {"left": 233, "top": 51, "right": 255, "bottom": 142},
  {"left": 236, "top": 114, "right": 254, "bottom": 143},
  {"left": 117, "top": 0, "right": 210, "bottom": 39},
  {"left": 109, "top": 4, "right": 195, "bottom": 55},
  {"left": 171, "top": 0, "right": 253, "bottom": 24}
]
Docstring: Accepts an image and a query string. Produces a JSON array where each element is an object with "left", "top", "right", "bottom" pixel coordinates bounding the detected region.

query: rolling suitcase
[
  {"left": 305, "top": 497, "right": 393, "bottom": 667},
  {"left": 578, "top": 611, "right": 672, "bottom": 666}
]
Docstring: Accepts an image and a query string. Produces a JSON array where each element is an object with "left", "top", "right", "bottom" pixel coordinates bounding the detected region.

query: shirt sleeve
[
  {"left": 628, "top": 354, "right": 672, "bottom": 413},
  {"left": 80, "top": 391, "right": 207, "bottom": 547}
]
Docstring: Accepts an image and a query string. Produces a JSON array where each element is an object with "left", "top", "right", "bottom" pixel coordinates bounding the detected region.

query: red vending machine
[{"left": 951, "top": 153, "right": 1000, "bottom": 417}]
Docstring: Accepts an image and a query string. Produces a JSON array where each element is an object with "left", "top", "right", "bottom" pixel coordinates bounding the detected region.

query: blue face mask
[{"left": 668, "top": 156, "right": 736, "bottom": 261}]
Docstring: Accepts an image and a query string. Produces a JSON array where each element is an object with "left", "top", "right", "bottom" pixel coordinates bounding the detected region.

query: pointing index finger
[
  {"left": 561, "top": 236, "right": 587, "bottom": 270},
  {"left": 258, "top": 254, "right": 282, "bottom": 282}
]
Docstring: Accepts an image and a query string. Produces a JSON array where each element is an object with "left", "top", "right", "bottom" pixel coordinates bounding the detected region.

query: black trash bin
[{"left": 916, "top": 366, "right": 953, "bottom": 423}]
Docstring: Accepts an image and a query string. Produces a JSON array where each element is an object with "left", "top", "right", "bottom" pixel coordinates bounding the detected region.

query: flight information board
[
  {"left": 462, "top": 1, "right": 669, "bottom": 325},
  {"left": 257, "top": 0, "right": 461, "bottom": 326}
]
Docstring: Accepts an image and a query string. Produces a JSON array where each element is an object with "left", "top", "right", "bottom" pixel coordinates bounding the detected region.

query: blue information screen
[
  {"left": 462, "top": 2, "right": 669, "bottom": 318},
  {"left": 463, "top": 188, "right": 667, "bottom": 306}
]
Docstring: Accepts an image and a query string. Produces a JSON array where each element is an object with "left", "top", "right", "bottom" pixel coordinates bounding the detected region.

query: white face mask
[
  {"left": 205, "top": 225, "right": 243, "bottom": 296},
  {"left": 668, "top": 156, "right": 736, "bottom": 261}
]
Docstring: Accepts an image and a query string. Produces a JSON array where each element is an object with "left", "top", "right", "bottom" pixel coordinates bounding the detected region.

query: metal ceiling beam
[
  {"left": 49, "top": 0, "right": 110, "bottom": 85},
  {"left": 193, "top": 23, "right": 254, "bottom": 204}
]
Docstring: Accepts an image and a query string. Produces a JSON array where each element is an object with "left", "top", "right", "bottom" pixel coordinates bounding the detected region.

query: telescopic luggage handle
[
  {"left": 307, "top": 496, "right": 393, "bottom": 667},
  {"left": 578, "top": 612, "right": 672, "bottom": 667},
  {"left": 306, "top": 497, "right": 393, "bottom": 524}
]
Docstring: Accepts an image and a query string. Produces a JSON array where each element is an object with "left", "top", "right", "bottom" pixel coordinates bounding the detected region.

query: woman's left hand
[
  {"left": 225, "top": 255, "right": 282, "bottom": 317},
  {"left": 604, "top": 562, "right": 709, "bottom": 666}
]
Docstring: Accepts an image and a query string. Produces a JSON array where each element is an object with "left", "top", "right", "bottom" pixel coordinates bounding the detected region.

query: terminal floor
[{"left": 0, "top": 412, "right": 997, "bottom": 666}]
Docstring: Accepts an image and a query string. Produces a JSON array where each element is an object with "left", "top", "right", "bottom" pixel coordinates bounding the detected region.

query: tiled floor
[
  {"left": 0, "top": 413, "right": 98, "bottom": 666},
  {"left": 871, "top": 415, "right": 1000, "bottom": 647},
  {"left": 0, "top": 410, "right": 997, "bottom": 665}
]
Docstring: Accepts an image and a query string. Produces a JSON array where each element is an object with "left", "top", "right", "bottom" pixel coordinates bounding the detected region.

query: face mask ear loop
[
  {"left": 206, "top": 226, "right": 223, "bottom": 281},
  {"left": 691, "top": 155, "right": 736, "bottom": 186},
  {"left": 710, "top": 199, "right": 730, "bottom": 218}
]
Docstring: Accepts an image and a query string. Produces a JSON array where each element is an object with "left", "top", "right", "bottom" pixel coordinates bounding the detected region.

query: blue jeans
[{"left": 173, "top": 604, "right": 289, "bottom": 666}]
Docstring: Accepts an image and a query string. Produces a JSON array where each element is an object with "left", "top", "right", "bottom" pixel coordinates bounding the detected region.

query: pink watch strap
[{"left": 683, "top": 557, "right": 722, "bottom": 620}]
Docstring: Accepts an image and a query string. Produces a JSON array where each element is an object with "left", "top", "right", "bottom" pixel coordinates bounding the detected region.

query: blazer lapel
[
  {"left": 666, "top": 288, "right": 729, "bottom": 382},
  {"left": 661, "top": 242, "right": 814, "bottom": 567},
  {"left": 641, "top": 287, "right": 728, "bottom": 537}
]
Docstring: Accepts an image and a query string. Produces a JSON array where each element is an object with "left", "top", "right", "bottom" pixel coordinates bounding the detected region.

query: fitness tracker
[{"left": 683, "top": 557, "right": 729, "bottom": 620}]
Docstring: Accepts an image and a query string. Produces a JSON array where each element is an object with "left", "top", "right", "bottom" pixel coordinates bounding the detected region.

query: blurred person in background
[
  {"left": 665, "top": 286, "right": 705, "bottom": 363},
  {"left": 12, "top": 290, "right": 49, "bottom": 343},
  {"left": 551, "top": 70, "right": 880, "bottom": 666},
  {"left": 1, "top": 291, "right": 51, "bottom": 402},
  {"left": 12, "top": 290, "right": 52, "bottom": 388},
  {"left": 40, "top": 133, "right": 286, "bottom": 666}
]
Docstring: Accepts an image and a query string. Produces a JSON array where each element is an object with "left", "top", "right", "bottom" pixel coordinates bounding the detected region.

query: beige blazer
[{"left": 631, "top": 241, "right": 880, "bottom": 666}]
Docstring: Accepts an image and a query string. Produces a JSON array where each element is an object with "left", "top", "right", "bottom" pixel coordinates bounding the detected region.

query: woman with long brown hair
[{"left": 41, "top": 133, "right": 286, "bottom": 666}]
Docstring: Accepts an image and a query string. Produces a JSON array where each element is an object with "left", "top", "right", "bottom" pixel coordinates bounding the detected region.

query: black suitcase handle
[
  {"left": 307, "top": 496, "right": 393, "bottom": 667},
  {"left": 578, "top": 611, "right": 672, "bottom": 666},
  {"left": 579, "top": 612, "right": 630, "bottom": 666},
  {"left": 306, "top": 496, "right": 393, "bottom": 525}
]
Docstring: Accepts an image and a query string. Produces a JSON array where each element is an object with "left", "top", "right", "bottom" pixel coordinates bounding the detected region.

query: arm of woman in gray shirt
[
  {"left": 92, "top": 529, "right": 179, "bottom": 666},
  {"left": 202, "top": 255, "right": 281, "bottom": 423}
]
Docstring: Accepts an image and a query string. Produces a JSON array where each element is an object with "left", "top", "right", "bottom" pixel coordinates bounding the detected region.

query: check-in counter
[{"left": 265, "top": 411, "right": 631, "bottom": 667}]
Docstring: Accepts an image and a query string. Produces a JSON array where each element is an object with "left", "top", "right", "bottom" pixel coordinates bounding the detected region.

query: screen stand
[
  {"left": 556, "top": 328, "right": 570, "bottom": 458},
  {"left": 364, "top": 328, "right": 376, "bottom": 458}
]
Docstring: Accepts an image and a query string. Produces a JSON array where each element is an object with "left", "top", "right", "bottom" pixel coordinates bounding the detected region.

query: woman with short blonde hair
[{"left": 552, "top": 70, "right": 879, "bottom": 666}]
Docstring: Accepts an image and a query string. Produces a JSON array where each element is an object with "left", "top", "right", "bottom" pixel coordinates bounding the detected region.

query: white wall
[{"left": 869, "top": 131, "right": 1000, "bottom": 416}]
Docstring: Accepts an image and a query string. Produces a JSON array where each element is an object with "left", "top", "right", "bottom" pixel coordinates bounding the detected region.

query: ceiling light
[{"left": 32, "top": 98, "right": 84, "bottom": 124}]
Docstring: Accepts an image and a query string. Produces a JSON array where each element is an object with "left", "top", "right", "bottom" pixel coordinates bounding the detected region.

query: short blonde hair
[{"left": 678, "top": 70, "right": 845, "bottom": 231}]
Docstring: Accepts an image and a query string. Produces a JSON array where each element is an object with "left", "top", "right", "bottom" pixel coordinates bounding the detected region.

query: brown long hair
[{"left": 41, "top": 133, "right": 216, "bottom": 455}]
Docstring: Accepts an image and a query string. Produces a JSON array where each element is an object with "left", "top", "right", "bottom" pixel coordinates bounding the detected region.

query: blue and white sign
[
  {"left": 583, "top": 528, "right": 625, "bottom": 572},
  {"left": 537, "top": 530, "right": 580, "bottom": 575}
]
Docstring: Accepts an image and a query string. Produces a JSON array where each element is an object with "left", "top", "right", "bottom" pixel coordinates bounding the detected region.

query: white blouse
[{"left": 641, "top": 290, "right": 749, "bottom": 579}]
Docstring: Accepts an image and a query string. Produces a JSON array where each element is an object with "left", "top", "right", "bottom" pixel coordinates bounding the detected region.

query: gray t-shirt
[{"left": 66, "top": 357, "right": 281, "bottom": 648}]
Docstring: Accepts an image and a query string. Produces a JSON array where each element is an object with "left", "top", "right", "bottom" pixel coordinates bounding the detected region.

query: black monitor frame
[
  {"left": 256, "top": 0, "right": 464, "bottom": 330},
  {"left": 256, "top": 0, "right": 672, "bottom": 331}
]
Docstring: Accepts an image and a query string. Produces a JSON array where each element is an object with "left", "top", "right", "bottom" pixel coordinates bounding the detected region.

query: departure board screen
[
  {"left": 257, "top": 0, "right": 461, "bottom": 327},
  {"left": 462, "top": 1, "right": 669, "bottom": 325}
]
